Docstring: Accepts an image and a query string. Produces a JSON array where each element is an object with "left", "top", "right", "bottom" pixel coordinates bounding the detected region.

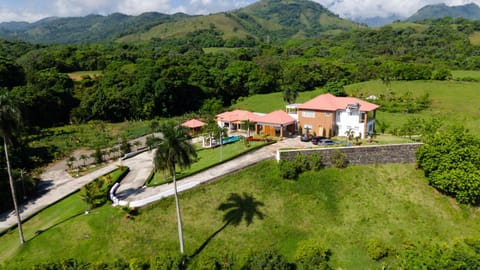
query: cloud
[
  {"left": 315, "top": 0, "right": 480, "bottom": 19},
  {"left": 2, "top": 0, "right": 480, "bottom": 23}
]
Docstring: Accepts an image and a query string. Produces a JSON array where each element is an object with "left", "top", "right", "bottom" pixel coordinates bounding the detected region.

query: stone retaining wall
[{"left": 277, "top": 143, "right": 423, "bottom": 167}]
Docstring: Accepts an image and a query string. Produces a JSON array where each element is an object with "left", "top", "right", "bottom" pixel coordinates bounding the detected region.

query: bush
[
  {"left": 331, "top": 150, "right": 348, "bottom": 168},
  {"left": 308, "top": 153, "right": 324, "bottom": 171},
  {"left": 417, "top": 127, "right": 480, "bottom": 204},
  {"left": 83, "top": 166, "right": 129, "bottom": 209},
  {"left": 242, "top": 249, "right": 293, "bottom": 270},
  {"left": 279, "top": 154, "right": 325, "bottom": 180},
  {"left": 398, "top": 240, "right": 480, "bottom": 269},
  {"left": 294, "top": 240, "right": 332, "bottom": 270},
  {"left": 279, "top": 159, "right": 299, "bottom": 180},
  {"left": 366, "top": 239, "right": 389, "bottom": 261}
]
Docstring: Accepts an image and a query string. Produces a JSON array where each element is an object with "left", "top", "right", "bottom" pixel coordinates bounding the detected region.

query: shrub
[
  {"left": 242, "top": 249, "right": 293, "bottom": 270},
  {"left": 307, "top": 153, "right": 324, "bottom": 171},
  {"left": 279, "top": 159, "right": 299, "bottom": 180},
  {"left": 366, "top": 239, "right": 389, "bottom": 261},
  {"left": 294, "top": 154, "right": 310, "bottom": 172},
  {"left": 294, "top": 239, "right": 332, "bottom": 270},
  {"left": 331, "top": 150, "right": 348, "bottom": 168},
  {"left": 417, "top": 127, "right": 480, "bottom": 204},
  {"left": 149, "top": 254, "right": 185, "bottom": 270}
]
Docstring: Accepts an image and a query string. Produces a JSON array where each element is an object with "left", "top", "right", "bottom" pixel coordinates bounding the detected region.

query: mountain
[
  {"left": 0, "top": 12, "right": 190, "bottom": 44},
  {"left": 407, "top": 3, "right": 480, "bottom": 21},
  {"left": 354, "top": 14, "right": 405, "bottom": 27},
  {"left": 118, "top": 0, "right": 363, "bottom": 44}
]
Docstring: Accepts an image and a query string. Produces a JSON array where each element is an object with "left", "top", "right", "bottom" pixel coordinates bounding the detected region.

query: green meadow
[
  {"left": 1, "top": 162, "right": 479, "bottom": 268},
  {"left": 233, "top": 79, "right": 480, "bottom": 134}
]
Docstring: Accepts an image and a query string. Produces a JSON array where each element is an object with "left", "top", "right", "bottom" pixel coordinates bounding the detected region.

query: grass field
[
  {"left": 233, "top": 79, "right": 480, "bottom": 135},
  {"left": 67, "top": 71, "right": 102, "bottom": 81},
  {"left": 27, "top": 120, "right": 154, "bottom": 161},
  {"left": 148, "top": 140, "right": 272, "bottom": 186},
  {"left": 1, "top": 162, "right": 479, "bottom": 268},
  {"left": 452, "top": 70, "right": 480, "bottom": 80}
]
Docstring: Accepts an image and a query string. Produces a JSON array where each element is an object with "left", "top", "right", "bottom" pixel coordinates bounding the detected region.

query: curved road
[{"left": 0, "top": 137, "right": 304, "bottom": 232}]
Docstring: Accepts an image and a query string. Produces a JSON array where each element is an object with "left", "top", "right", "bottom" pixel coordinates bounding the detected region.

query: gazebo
[
  {"left": 181, "top": 119, "right": 206, "bottom": 136},
  {"left": 255, "top": 110, "right": 296, "bottom": 138},
  {"left": 216, "top": 109, "right": 262, "bottom": 132}
]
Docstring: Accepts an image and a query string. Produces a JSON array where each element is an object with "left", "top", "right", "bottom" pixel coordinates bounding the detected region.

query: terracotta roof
[
  {"left": 298, "top": 93, "right": 380, "bottom": 112},
  {"left": 181, "top": 119, "right": 206, "bottom": 129},
  {"left": 216, "top": 109, "right": 261, "bottom": 122},
  {"left": 257, "top": 110, "right": 296, "bottom": 125}
]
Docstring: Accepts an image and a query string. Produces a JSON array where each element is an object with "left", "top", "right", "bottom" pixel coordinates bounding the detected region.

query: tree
[
  {"left": 79, "top": 154, "right": 88, "bottom": 168},
  {"left": 0, "top": 93, "right": 24, "bottom": 244},
  {"left": 154, "top": 121, "right": 197, "bottom": 254}
]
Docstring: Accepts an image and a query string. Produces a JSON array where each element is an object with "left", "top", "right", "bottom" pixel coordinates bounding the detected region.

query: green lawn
[
  {"left": 345, "top": 80, "right": 480, "bottom": 134},
  {"left": 232, "top": 79, "right": 480, "bottom": 134},
  {"left": 452, "top": 70, "right": 480, "bottom": 80},
  {"left": 1, "top": 162, "right": 479, "bottom": 268},
  {"left": 147, "top": 140, "right": 272, "bottom": 186},
  {"left": 232, "top": 88, "right": 324, "bottom": 113}
]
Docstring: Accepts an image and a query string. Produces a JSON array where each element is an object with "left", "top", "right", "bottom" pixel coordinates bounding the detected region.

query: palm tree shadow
[{"left": 190, "top": 192, "right": 264, "bottom": 259}]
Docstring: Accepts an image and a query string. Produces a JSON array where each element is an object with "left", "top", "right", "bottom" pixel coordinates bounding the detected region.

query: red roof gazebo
[{"left": 181, "top": 119, "right": 206, "bottom": 135}]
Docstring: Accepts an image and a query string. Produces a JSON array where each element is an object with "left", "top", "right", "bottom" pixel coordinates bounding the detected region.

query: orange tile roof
[
  {"left": 181, "top": 119, "right": 206, "bottom": 129},
  {"left": 216, "top": 109, "right": 261, "bottom": 122},
  {"left": 298, "top": 93, "right": 379, "bottom": 112},
  {"left": 257, "top": 110, "right": 296, "bottom": 125}
]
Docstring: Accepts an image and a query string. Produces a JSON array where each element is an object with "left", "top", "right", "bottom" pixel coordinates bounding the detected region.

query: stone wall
[{"left": 277, "top": 143, "right": 423, "bottom": 167}]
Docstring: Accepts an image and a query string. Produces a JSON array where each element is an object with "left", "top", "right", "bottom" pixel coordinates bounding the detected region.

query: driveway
[{"left": 0, "top": 136, "right": 308, "bottom": 232}]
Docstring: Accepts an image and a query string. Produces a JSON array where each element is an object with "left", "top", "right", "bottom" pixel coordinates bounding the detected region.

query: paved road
[
  {"left": 0, "top": 137, "right": 305, "bottom": 232},
  {"left": 0, "top": 161, "right": 119, "bottom": 232}
]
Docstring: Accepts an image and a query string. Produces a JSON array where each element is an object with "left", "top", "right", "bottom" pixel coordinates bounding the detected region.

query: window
[
  {"left": 303, "top": 124, "right": 312, "bottom": 130},
  {"left": 360, "top": 112, "right": 365, "bottom": 123},
  {"left": 302, "top": 110, "right": 315, "bottom": 118}
]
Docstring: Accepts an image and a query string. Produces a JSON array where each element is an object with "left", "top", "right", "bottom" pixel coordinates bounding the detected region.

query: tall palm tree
[
  {"left": 0, "top": 93, "right": 24, "bottom": 244},
  {"left": 154, "top": 121, "right": 197, "bottom": 254}
]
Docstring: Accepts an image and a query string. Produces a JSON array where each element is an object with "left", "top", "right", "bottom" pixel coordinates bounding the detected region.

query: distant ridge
[
  {"left": 0, "top": 12, "right": 190, "bottom": 44},
  {"left": 408, "top": 3, "right": 480, "bottom": 21},
  {"left": 0, "top": 0, "right": 362, "bottom": 45}
]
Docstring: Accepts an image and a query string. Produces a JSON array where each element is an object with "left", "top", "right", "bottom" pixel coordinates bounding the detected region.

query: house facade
[{"left": 296, "top": 93, "right": 379, "bottom": 139}]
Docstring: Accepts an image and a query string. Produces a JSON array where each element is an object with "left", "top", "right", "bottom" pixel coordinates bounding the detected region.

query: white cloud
[
  {"left": 315, "top": 0, "right": 480, "bottom": 19},
  {"left": 2, "top": 0, "right": 480, "bottom": 23}
]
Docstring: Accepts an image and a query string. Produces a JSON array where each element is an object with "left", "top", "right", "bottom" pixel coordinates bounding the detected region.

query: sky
[{"left": 0, "top": 0, "right": 480, "bottom": 23}]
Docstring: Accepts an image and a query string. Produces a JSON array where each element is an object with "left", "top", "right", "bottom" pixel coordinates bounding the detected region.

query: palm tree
[
  {"left": 154, "top": 121, "right": 197, "bottom": 254},
  {"left": 218, "top": 192, "right": 264, "bottom": 227},
  {"left": 0, "top": 93, "right": 24, "bottom": 244},
  {"left": 79, "top": 154, "right": 88, "bottom": 168}
]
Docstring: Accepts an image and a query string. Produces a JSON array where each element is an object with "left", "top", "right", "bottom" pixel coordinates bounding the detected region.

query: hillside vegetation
[
  {"left": 119, "top": 0, "right": 362, "bottom": 44},
  {"left": 2, "top": 162, "right": 480, "bottom": 269}
]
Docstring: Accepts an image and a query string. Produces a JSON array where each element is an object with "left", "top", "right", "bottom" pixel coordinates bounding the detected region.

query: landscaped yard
[
  {"left": 232, "top": 79, "right": 480, "bottom": 135},
  {"left": 1, "top": 162, "right": 479, "bottom": 268},
  {"left": 147, "top": 139, "right": 273, "bottom": 186}
]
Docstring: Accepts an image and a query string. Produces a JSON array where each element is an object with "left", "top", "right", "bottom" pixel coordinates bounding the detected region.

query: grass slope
[
  {"left": 233, "top": 79, "right": 480, "bottom": 134},
  {"left": 345, "top": 80, "right": 480, "bottom": 134},
  {"left": 1, "top": 162, "right": 479, "bottom": 268}
]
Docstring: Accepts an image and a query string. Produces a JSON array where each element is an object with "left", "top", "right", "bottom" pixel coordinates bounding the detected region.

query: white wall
[{"left": 336, "top": 109, "right": 365, "bottom": 138}]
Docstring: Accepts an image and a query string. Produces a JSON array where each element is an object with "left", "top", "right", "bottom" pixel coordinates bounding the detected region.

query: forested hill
[
  {"left": 119, "top": 0, "right": 363, "bottom": 45},
  {"left": 0, "top": 0, "right": 362, "bottom": 45},
  {"left": 408, "top": 3, "right": 480, "bottom": 21},
  {"left": 0, "top": 12, "right": 190, "bottom": 44}
]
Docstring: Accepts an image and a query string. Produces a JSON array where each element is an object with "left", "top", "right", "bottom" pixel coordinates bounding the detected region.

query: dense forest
[{"left": 0, "top": 15, "right": 480, "bottom": 212}]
